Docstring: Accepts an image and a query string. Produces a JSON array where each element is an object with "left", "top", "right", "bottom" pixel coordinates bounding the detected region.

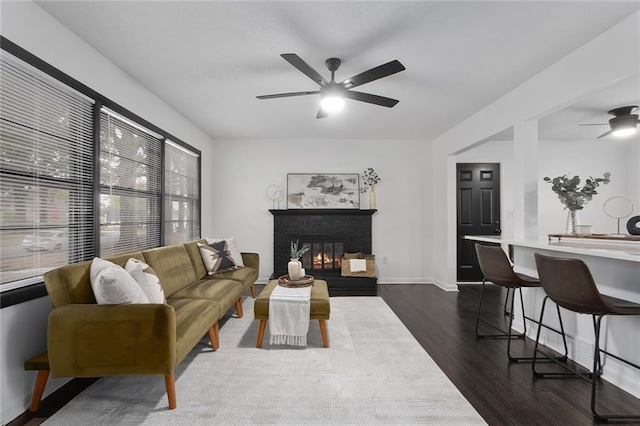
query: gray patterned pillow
[
  {"left": 205, "top": 237, "right": 244, "bottom": 267},
  {"left": 198, "top": 241, "right": 238, "bottom": 275}
]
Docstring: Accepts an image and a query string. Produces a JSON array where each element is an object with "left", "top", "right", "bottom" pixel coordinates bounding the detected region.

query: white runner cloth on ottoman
[{"left": 269, "top": 284, "right": 312, "bottom": 346}]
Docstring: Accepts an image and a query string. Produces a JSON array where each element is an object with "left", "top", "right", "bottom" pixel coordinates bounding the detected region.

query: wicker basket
[{"left": 341, "top": 257, "right": 376, "bottom": 278}]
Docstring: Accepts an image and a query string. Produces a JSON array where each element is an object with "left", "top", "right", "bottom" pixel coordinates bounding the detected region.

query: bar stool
[
  {"left": 533, "top": 253, "right": 640, "bottom": 422},
  {"left": 474, "top": 244, "right": 568, "bottom": 362}
]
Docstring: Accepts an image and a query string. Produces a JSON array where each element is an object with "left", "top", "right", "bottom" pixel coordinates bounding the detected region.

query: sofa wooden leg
[
  {"left": 319, "top": 320, "right": 329, "bottom": 348},
  {"left": 208, "top": 322, "right": 219, "bottom": 351},
  {"left": 257, "top": 320, "right": 267, "bottom": 348},
  {"left": 165, "top": 374, "right": 177, "bottom": 410},
  {"left": 29, "top": 370, "right": 49, "bottom": 412},
  {"left": 235, "top": 298, "right": 243, "bottom": 318},
  {"left": 250, "top": 284, "right": 256, "bottom": 299}
]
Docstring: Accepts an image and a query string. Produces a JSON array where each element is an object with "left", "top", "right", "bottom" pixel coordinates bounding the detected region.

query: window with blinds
[
  {"left": 0, "top": 51, "right": 95, "bottom": 289},
  {"left": 1, "top": 43, "right": 202, "bottom": 295},
  {"left": 165, "top": 141, "right": 200, "bottom": 245},
  {"left": 99, "top": 110, "right": 162, "bottom": 256}
]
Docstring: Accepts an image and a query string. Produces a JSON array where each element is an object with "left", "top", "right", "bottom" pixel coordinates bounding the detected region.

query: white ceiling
[
  {"left": 538, "top": 77, "right": 640, "bottom": 141},
  {"left": 35, "top": 1, "right": 640, "bottom": 141}
]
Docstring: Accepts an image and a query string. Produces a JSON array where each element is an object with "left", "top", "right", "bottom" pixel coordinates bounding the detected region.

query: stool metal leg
[
  {"left": 508, "top": 291, "right": 567, "bottom": 363},
  {"left": 503, "top": 287, "right": 513, "bottom": 316},
  {"left": 475, "top": 282, "right": 567, "bottom": 363},
  {"left": 532, "top": 297, "right": 570, "bottom": 372},
  {"left": 590, "top": 314, "right": 640, "bottom": 422},
  {"left": 533, "top": 296, "right": 593, "bottom": 380},
  {"left": 591, "top": 315, "right": 603, "bottom": 378},
  {"left": 475, "top": 279, "right": 525, "bottom": 340},
  {"left": 507, "top": 288, "right": 529, "bottom": 362}
]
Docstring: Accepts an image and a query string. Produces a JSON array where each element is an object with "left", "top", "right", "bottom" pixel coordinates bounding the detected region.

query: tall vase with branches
[
  {"left": 543, "top": 172, "right": 610, "bottom": 234},
  {"left": 360, "top": 168, "right": 381, "bottom": 209}
]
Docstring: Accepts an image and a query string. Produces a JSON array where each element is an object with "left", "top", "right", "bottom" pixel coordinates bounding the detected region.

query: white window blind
[
  {"left": 164, "top": 140, "right": 200, "bottom": 245},
  {"left": 99, "top": 110, "right": 162, "bottom": 256},
  {"left": 0, "top": 52, "right": 95, "bottom": 289}
]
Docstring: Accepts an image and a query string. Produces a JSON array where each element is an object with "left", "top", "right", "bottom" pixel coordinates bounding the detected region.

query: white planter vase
[
  {"left": 288, "top": 258, "right": 302, "bottom": 280},
  {"left": 369, "top": 186, "right": 377, "bottom": 209}
]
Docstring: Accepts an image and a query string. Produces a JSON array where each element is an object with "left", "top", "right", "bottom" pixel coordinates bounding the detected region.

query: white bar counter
[
  {"left": 465, "top": 234, "right": 640, "bottom": 398},
  {"left": 467, "top": 234, "right": 640, "bottom": 263}
]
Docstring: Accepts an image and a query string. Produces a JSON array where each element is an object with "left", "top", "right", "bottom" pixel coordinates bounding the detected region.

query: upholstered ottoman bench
[{"left": 254, "top": 279, "right": 330, "bottom": 348}]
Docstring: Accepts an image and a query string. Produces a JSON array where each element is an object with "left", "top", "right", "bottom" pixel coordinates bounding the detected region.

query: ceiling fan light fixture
[
  {"left": 257, "top": 54, "right": 405, "bottom": 118},
  {"left": 320, "top": 95, "right": 345, "bottom": 113},
  {"left": 611, "top": 127, "right": 637, "bottom": 137},
  {"left": 609, "top": 113, "right": 639, "bottom": 138},
  {"left": 320, "top": 83, "right": 345, "bottom": 113}
]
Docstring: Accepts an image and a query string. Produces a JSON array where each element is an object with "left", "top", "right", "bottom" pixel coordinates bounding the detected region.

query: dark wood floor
[
  {"left": 10, "top": 284, "right": 640, "bottom": 425},
  {"left": 378, "top": 284, "right": 640, "bottom": 426}
]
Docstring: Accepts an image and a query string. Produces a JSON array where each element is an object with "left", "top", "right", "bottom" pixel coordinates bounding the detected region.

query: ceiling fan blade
[
  {"left": 316, "top": 108, "right": 329, "bottom": 119},
  {"left": 281, "top": 54, "right": 328, "bottom": 86},
  {"left": 597, "top": 129, "right": 613, "bottom": 139},
  {"left": 256, "top": 91, "right": 319, "bottom": 100},
  {"left": 344, "top": 90, "right": 399, "bottom": 108},
  {"left": 577, "top": 123, "right": 607, "bottom": 126},
  {"left": 341, "top": 60, "right": 405, "bottom": 89}
]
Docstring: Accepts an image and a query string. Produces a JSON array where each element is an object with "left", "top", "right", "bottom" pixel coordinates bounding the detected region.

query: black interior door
[{"left": 456, "top": 163, "right": 501, "bottom": 282}]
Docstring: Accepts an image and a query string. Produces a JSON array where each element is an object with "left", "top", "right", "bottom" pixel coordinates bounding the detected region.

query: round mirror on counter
[{"left": 603, "top": 196, "right": 635, "bottom": 235}]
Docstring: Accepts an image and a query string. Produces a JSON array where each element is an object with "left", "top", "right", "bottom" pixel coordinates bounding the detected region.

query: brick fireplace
[{"left": 270, "top": 209, "right": 377, "bottom": 296}]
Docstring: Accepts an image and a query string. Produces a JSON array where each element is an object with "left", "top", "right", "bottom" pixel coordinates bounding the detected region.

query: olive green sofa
[{"left": 25, "top": 239, "right": 259, "bottom": 411}]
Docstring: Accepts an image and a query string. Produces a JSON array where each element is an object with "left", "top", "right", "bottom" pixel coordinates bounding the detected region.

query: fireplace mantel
[
  {"left": 270, "top": 209, "right": 377, "bottom": 216},
  {"left": 270, "top": 209, "right": 377, "bottom": 296}
]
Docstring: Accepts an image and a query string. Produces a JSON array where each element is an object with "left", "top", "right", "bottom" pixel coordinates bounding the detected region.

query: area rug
[{"left": 44, "top": 297, "right": 486, "bottom": 425}]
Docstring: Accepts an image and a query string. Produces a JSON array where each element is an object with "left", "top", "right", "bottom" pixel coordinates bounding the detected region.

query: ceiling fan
[
  {"left": 578, "top": 106, "right": 640, "bottom": 138},
  {"left": 256, "top": 53, "right": 405, "bottom": 118}
]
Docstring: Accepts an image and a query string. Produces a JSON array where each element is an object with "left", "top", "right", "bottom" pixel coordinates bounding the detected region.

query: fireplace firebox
[
  {"left": 300, "top": 240, "right": 344, "bottom": 272},
  {"left": 270, "top": 209, "right": 377, "bottom": 296}
]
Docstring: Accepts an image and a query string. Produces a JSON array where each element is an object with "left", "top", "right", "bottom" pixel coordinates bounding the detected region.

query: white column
[
  {"left": 513, "top": 121, "right": 539, "bottom": 239},
  {"left": 635, "top": 138, "right": 640, "bottom": 211}
]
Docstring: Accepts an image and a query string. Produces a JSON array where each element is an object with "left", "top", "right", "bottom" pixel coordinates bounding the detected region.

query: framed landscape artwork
[{"left": 287, "top": 173, "right": 360, "bottom": 209}]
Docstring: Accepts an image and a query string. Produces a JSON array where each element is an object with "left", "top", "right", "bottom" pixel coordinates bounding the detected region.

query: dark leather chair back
[
  {"left": 475, "top": 244, "right": 520, "bottom": 287},
  {"left": 534, "top": 253, "right": 609, "bottom": 314}
]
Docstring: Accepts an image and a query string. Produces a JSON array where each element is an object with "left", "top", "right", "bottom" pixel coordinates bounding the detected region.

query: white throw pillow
[
  {"left": 198, "top": 241, "right": 238, "bottom": 275},
  {"left": 90, "top": 257, "right": 149, "bottom": 304},
  {"left": 349, "top": 258, "right": 368, "bottom": 272},
  {"left": 205, "top": 237, "right": 244, "bottom": 267},
  {"left": 125, "top": 258, "right": 166, "bottom": 304}
]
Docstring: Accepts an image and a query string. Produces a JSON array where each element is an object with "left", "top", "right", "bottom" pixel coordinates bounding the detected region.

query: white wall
[
  {"left": 0, "top": 2, "right": 216, "bottom": 423},
  {"left": 210, "top": 138, "right": 434, "bottom": 285},
  {"left": 431, "top": 12, "right": 640, "bottom": 288},
  {"left": 457, "top": 138, "right": 637, "bottom": 240},
  {"left": 537, "top": 139, "right": 638, "bottom": 236}
]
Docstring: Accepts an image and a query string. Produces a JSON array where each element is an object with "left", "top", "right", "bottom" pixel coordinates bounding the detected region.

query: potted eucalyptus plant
[{"left": 543, "top": 172, "right": 610, "bottom": 234}]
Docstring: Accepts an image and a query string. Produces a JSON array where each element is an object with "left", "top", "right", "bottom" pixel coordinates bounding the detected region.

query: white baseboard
[
  {"left": 431, "top": 278, "right": 459, "bottom": 292},
  {"left": 259, "top": 277, "right": 459, "bottom": 292},
  {"left": 376, "top": 278, "right": 432, "bottom": 285}
]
